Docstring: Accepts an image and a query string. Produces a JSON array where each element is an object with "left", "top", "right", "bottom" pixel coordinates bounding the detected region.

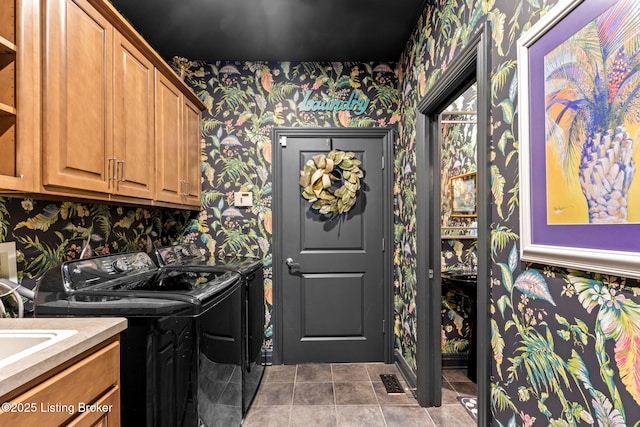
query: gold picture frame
[{"left": 450, "top": 172, "right": 477, "bottom": 217}]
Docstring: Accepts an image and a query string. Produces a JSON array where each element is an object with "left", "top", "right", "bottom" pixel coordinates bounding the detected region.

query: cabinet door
[
  {"left": 43, "top": 0, "right": 112, "bottom": 193},
  {"left": 155, "top": 71, "right": 183, "bottom": 204},
  {"left": 0, "top": 340, "right": 120, "bottom": 426},
  {"left": 66, "top": 385, "right": 120, "bottom": 427},
  {"left": 183, "top": 97, "right": 201, "bottom": 207},
  {"left": 113, "top": 32, "right": 154, "bottom": 199}
]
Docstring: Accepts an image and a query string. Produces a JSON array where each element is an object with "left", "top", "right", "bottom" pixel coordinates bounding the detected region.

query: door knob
[{"left": 286, "top": 257, "right": 301, "bottom": 271}]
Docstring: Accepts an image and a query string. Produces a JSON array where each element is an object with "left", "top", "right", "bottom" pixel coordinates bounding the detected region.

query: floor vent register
[{"left": 380, "top": 374, "right": 404, "bottom": 395}]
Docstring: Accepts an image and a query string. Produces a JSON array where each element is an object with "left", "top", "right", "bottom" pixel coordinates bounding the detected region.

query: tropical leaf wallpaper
[
  {"left": 170, "top": 60, "right": 400, "bottom": 350},
  {"left": 0, "top": 197, "right": 194, "bottom": 316}
]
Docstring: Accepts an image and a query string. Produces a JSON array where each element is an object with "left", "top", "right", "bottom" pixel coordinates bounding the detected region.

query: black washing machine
[
  {"left": 34, "top": 252, "right": 244, "bottom": 427},
  {"left": 152, "top": 244, "right": 265, "bottom": 417}
]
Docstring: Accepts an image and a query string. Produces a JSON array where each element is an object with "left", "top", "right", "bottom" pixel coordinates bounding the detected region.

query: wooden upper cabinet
[
  {"left": 183, "top": 97, "right": 202, "bottom": 207},
  {"left": 113, "top": 32, "right": 155, "bottom": 199},
  {"left": 155, "top": 71, "right": 183, "bottom": 205},
  {"left": 43, "top": 0, "right": 158, "bottom": 200},
  {"left": 9, "top": 0, "right": 205, "bottom": 207},
  {"left": 155, "top": 72, "right": 202, "bottom": 207},
  {"left": 43, "top": 0, "right": 113, "bottom": 193}
]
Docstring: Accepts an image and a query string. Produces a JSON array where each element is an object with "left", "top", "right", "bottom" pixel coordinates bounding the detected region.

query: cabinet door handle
[
  {"left": 179, "top": 180, "right": 186, "bottom": 196},
  {"left": 117, "top": 160, "right": 126, "bottom": 182},
  {"left": 107, "top": 158, "right": 117, "bottom": 185}
]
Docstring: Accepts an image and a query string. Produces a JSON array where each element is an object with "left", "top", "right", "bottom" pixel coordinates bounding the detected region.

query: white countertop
[{"left": 0, "top": 317, "right": 127, "bottom": 398}]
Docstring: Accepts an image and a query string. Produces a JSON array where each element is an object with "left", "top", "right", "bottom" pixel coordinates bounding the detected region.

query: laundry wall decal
[{"left": 298, "top": 89, "right": 370, "bottom": 115}]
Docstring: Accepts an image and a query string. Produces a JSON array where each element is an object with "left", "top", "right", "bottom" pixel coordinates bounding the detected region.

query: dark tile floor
[{"left": 242, "top": 363, "right": 477, "bottom": 426}]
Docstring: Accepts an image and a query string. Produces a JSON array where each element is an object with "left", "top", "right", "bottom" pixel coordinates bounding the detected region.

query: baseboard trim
[
  {"left": 442, "top": 352, "right": 469, "bottom": 369},
  {"left": 264, "top": 348, "right": 273, "bottom": 365},
  {"left": 394, "top": 349, "right": 417, "bottom": 393}
]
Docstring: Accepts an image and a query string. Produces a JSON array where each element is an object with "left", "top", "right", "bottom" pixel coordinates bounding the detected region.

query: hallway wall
[{"left": 396, "top": 0, "right": 640, "bottom": 424}]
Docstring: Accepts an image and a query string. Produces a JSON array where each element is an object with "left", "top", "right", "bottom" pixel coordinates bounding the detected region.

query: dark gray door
[{"left": 280, "top": 133, "right": 385, "bottom": 363}]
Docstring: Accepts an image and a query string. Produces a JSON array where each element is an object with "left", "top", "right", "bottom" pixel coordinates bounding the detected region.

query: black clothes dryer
[
  {"left": 35, "top": 252, "right": 243, "bottom": 427},
  {"left": 153, "top": 244, "right": 266, "bottom": 417}
]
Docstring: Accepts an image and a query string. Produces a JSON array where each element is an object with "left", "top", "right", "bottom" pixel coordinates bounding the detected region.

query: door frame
[
  {"left": 272, "top": 127, "right": 395, "bottom": 365},
  {"left": 415, "top": 24, "right": 491, "bottom": 426}
]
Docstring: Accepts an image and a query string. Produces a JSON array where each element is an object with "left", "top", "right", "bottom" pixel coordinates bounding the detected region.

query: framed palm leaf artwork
[{"left": 518, "top": 0, "right": 640, "bottom": 278}]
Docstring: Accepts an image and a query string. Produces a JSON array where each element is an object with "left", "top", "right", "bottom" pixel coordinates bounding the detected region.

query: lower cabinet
[{"left": 0, "top": 339, "right": 121, "bottom": 426}]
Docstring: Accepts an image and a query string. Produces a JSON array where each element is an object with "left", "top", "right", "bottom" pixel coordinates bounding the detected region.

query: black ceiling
[{"left": 109, "top": 0, "right": 426, "bottom": 62}]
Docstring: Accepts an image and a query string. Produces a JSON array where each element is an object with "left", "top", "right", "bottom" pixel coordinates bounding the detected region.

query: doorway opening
[
  {"left": 439, "top": 85, "right": 478, "bottom": 381},
  {"left": 415, "top": 24, "right": 491, "bottom": 427}
]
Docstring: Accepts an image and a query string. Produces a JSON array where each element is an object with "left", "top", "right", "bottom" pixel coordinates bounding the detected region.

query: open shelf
[
  {"left": 0, "top": 36, "right": 16, "bottom": 55},
  {"left": 0, "top": 103, "right": 16, "bottom": 116},
  {"left": 0, "top": 0, "right": 17, "bottom": 178}
]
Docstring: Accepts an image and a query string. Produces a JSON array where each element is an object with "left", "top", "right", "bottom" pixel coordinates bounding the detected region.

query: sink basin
[{"left": 0, "top": 329, "right": 78, "bottom": 369}]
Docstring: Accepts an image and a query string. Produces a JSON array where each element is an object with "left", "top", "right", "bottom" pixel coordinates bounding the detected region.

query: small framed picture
[
  {"left": 0, "top": 241, "right": 18, "bottom": 282},
  {"left": 450, "top": 172, "right": 477, "bottom": 217}
]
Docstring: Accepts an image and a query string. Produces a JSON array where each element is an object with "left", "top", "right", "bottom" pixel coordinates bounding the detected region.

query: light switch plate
[{"left": 234, "top": 192, "right": 253, "bottom": 207}]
